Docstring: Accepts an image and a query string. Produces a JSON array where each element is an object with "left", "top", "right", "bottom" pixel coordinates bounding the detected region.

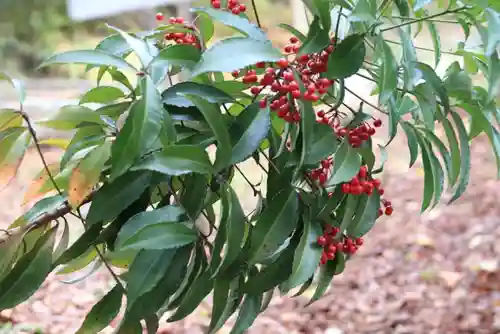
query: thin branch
[
  {"left": 384, "top": 39, "right": 459, "bottom": 56},
  {"left": 234, "top": 165, "right": 261, "bottom": 196},
  {"left": 379, "top": 6, "right": 469, "bottom": 32},
  {"left": 376, "top": 0, "right": 393, "bottom": 21},
  {"left": 390, "top": 15, "right": 460, "bottom": 23},
  {"left": 343, "top": 85, "right": 388, "bottom": 115},
  {"left": 251, "top": 0, "right": 262, "bottom": 28}
]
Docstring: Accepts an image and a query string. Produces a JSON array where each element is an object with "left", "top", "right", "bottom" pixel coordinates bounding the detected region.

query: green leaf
[
  {"left": 400, "top": 122, "right": 419, "bottom": 167},
  {"left": 80, "top": 86, "right": 125, "bottom": 104},
  {"left": 442, "top": 116, "right": 461, "bottom": 186},
  {"left": 418, "top": 127, "right": 454, "bottom": 187},
  {"left": 398, "top": 29, "right": 418, "bottom": 91},
  {"left": 311, "top": 0, "right": 331, "bottom": 31},
  {"left": 40, "top": 50, "right": 136, "bottom": 72},
  {"left": 76, "top": 285, "right": 123, "bottom": 334},
  {"left": 0, "top": 227, "right": 56, "bottom": 309},
  {"left": 180, "top": 174, "right": 209, "bottom": 218},
  {"left": 348, "top": 192, "right": 381, "bottom": 238},
  {"left": 414, "top": 62, "right": 450, "bottom": 113},
  {"left": 448, "top": 110, "right": 471, "bottom": 203},
  {"left": 126, "top": 249, "right": 177, "bottom": 305},
  {"left": 295, "top": 85, "right": 316, "bottom": 178},
  {"left": 192, "top": 7, "right": 267, "bottom": 41},
  {"left": 0, "top": 72, "right": 25, "bottom": 104},
  {"left": 304, "top": 123, "right": 338, "bottom": 164},
  {"left": 327, "top": 34, "right": 366, "bottom": 79},
  {"left": 110, "top": 77, "right": 167, "bottom": 179},
  {"left": 298, "top": 16, "right": 331, "bottom": 56},
  {"left": 377, "top": 38, "right": 398, "bottom": 104},
  {"left": 248, "top": 188, "right": 299, "bottom": 263},
  {"left": 277, "top": 24, "right": 306, "bottom": 41},
  {"left": 190, "top": 37, "right": 282, "bottom": 77},
  {"left": 0, "top": 127, "right": 31, "bottom": 187},
  {"left": 162, "top": 82, "right": 235, "bottom": 108},
  {"left": 186, "top": 95, "right": 232, "bottom": 170},
  {"left": 208, "top": 277, "right": 240, "bottom": 333},
  {"left": 284, "top": 218, "right": 323, "bottom": 291},
  {"left": 488, "top": 51, "right": 500, "bottom": 102},
  {"left": 349, "top": 0, "right": 377, "bottom": 24},
  {"left": 307, "top": 251, "right": 344, "bottom": 305},
  {"left": 413, "top": 128, "right": 436, "bottom": 211},
  {"left": 107, "top": 25, "right": 154, "bottom": 67},
  {"left": 229, "top": 102, "right": 271, "bottom": 165},
  {"left": 86, "top": 171, "right": 153, "bottom": 225},
  {"left": 197, "top": 13, "right": 215, "bottom": 43},
  {"left": 149, "top": 44, "right": 201, "bottom": 71},
  {"left": 54, "top": 222, "right": 103, "bottom": 266},
  {"left": 131, "top": 145, "right": 214, "bottom": 176},
  {"left": 443, "top": 62, "right": 473, "bottom": 100},
  {"left": 485, "top": 9, "right": 500, "bottom": 57},
  {"left": 326, "top": 139, "right": 362, "bottom": 186},
  {"left": 38, "top": 105, "right": 106, "bottom": 130},
  {"left": 230, "top": 294, "right": 262, "bottom": 334},
  {"left": 115, "top": 205, "right": 185, "bottom": 250},
  {"left": 115, "top": 221, "right": 197, "bottom": 251},
  {"left": 167, "top": 270, "right": 214, "bottom": 322},
  {"left": 0, "top": 231, "right": 24, "bottom": 280},
  {"left": 10, "top": 195, "right": 65, "bottom": 228},
  {"left": 0, "top": 109, "right": 22, "bottom": 131},
  {"left": 426, "top": 19, "right": 441, "bottom": 68}
]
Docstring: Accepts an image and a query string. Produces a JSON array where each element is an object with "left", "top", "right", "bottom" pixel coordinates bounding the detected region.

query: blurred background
[{"left": 1, "top": 1, "right": 500, "bottom": 334}]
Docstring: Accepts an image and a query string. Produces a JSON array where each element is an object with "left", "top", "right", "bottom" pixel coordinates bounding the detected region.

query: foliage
[{"left": 1, "top": 0, "right": 500, "bottom": 332}]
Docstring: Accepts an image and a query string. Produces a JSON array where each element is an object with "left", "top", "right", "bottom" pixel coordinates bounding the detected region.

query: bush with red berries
[{"left": 0, "top": 1, "right": 498, "bottom": 333}]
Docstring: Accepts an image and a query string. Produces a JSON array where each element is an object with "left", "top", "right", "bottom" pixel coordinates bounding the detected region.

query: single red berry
[
  {"left": 317, "top": 236, "right": 327, "bottom": 246},
  {"left": 277, "top": 58, "right": 289, "bottom": 68},
  {"left": 239, "top": 4, "right": 247, "bottom": 11},
  {"left": 212, "top": 0, "right": 221, "bottom": 8},
  {"left": 136, "top": 71, "right": 145, "bottom": 76},
  {"left": 355, "top": 237, "right": 364, "bottom": 246},
  {"left": 341, "top": 183, "right": 351, "bottom": 194},
  {"left": 358, "top": 165, "right": 368, "bottom": 179},
  {"left": 328, "top": 244, "right": 337, "bottom": 253},
  {"left": 156, "top": 12, "right": 164, "bottom": 21},
  {"left": 377, "top": 208, "right": 384, "bottom": 217},
  {"left": 385, "top": 206, "right": 393, "bottom": 216},
  {"left": 317, "top": 110, "right": 325, "bottom": 118},
  {"left": 290, "top": 36, "right": 299, "bottom": 44},
  {"left": 373, "top": 119, "right": 382, "bottom": 127},
  {"left": 326, "top": 252, "right": 336, "bottom": 260}
]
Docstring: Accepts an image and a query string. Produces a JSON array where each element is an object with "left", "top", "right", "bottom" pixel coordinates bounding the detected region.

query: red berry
[
  {"left": 328, "top": 244, "right": 337, "bottom": 253},
  {"left": 317, "top": 110, "right": 325, "bottom": 118},
  {"left": 326, "top": 252, "right": 336, "bottom": 260},
  {"left": 355, "top": 237, "right": 364, "bottom": 246},
  {"left": 385, "top": 206, "right": 393, "bottom": 216},
  {"left": 290, "top": 36, "right": 299, "bottom": 44},
  {"left": 156, "top": 12, "right": 164, "bottom": 21},
  {"left": 358, "top": 165, "right": 368, "bottom": 179},
  {"left": 277, "top": 58, "right": 289, "bottom": 68},
  {"left": 212, "top": 0, "right": 221, "bottom": 8},
  {"left": 373, "top": 119, "right": 382, "bottom": 127},
  {"left": 317, "top": 236, "right": 327, "bottom": 246},
  {"left": 239, "top": 4, "right": 247, "bottom": 11}
]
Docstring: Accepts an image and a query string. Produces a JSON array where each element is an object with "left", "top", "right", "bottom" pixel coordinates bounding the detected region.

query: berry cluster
[
  {"left": 316, "top": 225, "right": 364, "bottom": 265},
  {"left": 378, "top": 199, "right": 394, "bottom": 216},
  {"left": 231, "top": 35, "right": 336, "bottom": 124},
  {"left": 341, "top": 165, "right": 383, "bottom": 196},
  {"left": 335, "top": 118, "right": 382, "bottom": 148},
  {"left": 210, "top": 0, "right": 247, "bottom": 14},
  {"left": 156, "top": 14, "right": 200, "bottom": 48},
  {"left": 308, "top": 158, "right": 333, "bottom": 186}
]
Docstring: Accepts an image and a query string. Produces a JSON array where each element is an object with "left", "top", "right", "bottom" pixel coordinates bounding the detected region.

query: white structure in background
[{"left": 66, "top": 0, "right": 192, "bottom": 22}]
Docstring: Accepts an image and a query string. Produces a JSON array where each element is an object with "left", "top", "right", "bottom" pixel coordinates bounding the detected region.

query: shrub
[{"left": 1, "top": 0, "right": 500, "bottom": 332}]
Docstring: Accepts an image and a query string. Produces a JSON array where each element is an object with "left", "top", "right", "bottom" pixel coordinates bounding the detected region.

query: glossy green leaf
[
  {"left": 418, "top": 127, "right": 454, "bottom": 187},
  {"left": 306, "top": 251, "right": 344, "bottom": 306},
  {"left": 398, "top": 29, "right": 418, "bottom": 91},
  {"left": 311, "top": 0, "right": 331, "bottom": 30},
  {"left": 414, "top": 62, "right": 450, "bottom": 113},
  {"left": 305, "top": 123, "right": 338, "bottom": 164},
  {"left": 131, "top": 145, "right": 214, "bottom": 176},
  {"left": 400, "top": 122, "right": 419, "bottom": 167},
  {"left": 75, "top": 285, "right": 122, "bottom": 334},
  {"left": 377, "top": 38, "right": 398, "bottom": 104},
  {"left": 110, "top": 77, "right": 167, "bottom": 179},
  {"left": 277, "top": 23, "right": 306, "bottom": 41},
  {"left": 10, "top": 195, "right": 65, "bottom": 228},
  {"left": 426, "top": 19, "right": 441, "bottom": 68},
  {"left": 126, "top": 249, "right": 177, "bottom": 305},
  {"left": 0, "top": 127, "right": 31, "bottom": 187},
  {"left": 229, "top": 103, "right": 271, "bottom": 165},
  {"left": 115, "top": 221, "right": 197, "bottom": 251},
  {"left": 86, "top": 171, "right": 153, "bottom": 225},
  {"left": 167, "top": 270, "right": 214, "bottom": 322},
  {"left": 186, "top": 95, "right": 232, "bottom": 170},
  {"left": 162, "top": 82, "right": 235, "bottom": 108},
  {"left": 60, "top": 126, "right": 106, "bottom": 170},
  {"left": 0, "top": 227, "right": 56, "bottom": 309},
  {"left": 248, "top": 188, "right": 299, "bottom": 263},
  {"left": 197, "top": 13, "right": 215, "bottom": 43},
  {"left": 349, "top": 0, "right": 376, "bottom": 24},
  {"left": 39, "top": 50, "right": 136, "bottom": 72},
  {"left": 192, "top": 7, "right": 267, "bottom": 41},
  {"left": 190, "top": 37, "right": 282, "bottom": 77},
  {"left": 327, "top": 34, "right": 366, "bottom": 79},
  {"left": 80, "top": 86, "right": 125, "bottom": 104},
  {"left": 208, "top": 277, "right": 240, "bottom": 333},
  {"left": 180, "top": 174, "right": 209, "bottom": 218},
  {"left": 0, "top": 231, "right": 24, "bottom": 280},
  {"left": 38, "top": 105, "right": 106, "bottom": 130},
  {"left": 326, "top": 139, "right": 362, "bottom": 186},
  {"left": 485, "top": 8, "right": 500, "bottom": 57},
  {"left": 107, "top": 25, "right": 154, "bottom": 67},
  {"left": 230, "top": 294, "right": 262, "bottom": 334},
  {"left": 488, "top": 51, "right": 500, "bottom": 101},
  {"left": 0, "top": 109, "right": 22, "bottom": 131},
  {"left": 284, "top": 218, "right": 323, "bottom": 291},
  {"left": 149, "top": 44, "right": 201, "bottom": 71},
  {"left": 448, "top": 110, "right": 471, "bottom": 203},
  {"left": 413, "top": 128, "right": 435, "bottom": 211},
  {"left": 348, "top": 191, "right": 381, "bottom": 238},
  {"left": 298, "top": 16, "right": 331, "bottom": 56}
]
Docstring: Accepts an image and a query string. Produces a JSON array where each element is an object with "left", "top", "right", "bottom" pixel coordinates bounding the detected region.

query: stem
[
  {"left": 234, "top": 165, "right": 261, "bottom": 196},
  {"left": 334, "top": 7, "right": 342, "bottom": 44},
  {"left": 376, "top": 0, "right": 393, "bottom": 21},
  {"left": 251, "top": 0, "right": 262, "bottom": 28},
  {"left": 379, "top": 6, "right": 469, "bottom": 32},
  {"left": 390, "top": 15, "right": 460, "bottom": 23},
  {"left": 384, "top": 39, "right": 459, "bottom": 56},
  {"left": 343, "top": 85, "right": 388, "bottom": 115}
]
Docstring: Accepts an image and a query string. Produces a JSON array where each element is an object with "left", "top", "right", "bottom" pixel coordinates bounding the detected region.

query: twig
[
  {"left": 234, "top": 165, "right": 261, "bottom": 196},
  {"left": 379, "top": 6, "right": 469, "bottom": 32},
  {"left": 384, "top": 39, "right": 459, "bottom": 56},
  {"left": 343, "top": 85, "right": 388, "bottom": 115},
  {"left": 251, "top": 0, "right": 262, "bottom": 28}
]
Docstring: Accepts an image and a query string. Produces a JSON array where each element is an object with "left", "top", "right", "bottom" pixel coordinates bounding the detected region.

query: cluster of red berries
[
  {"left": 231, "top": 35, "right": 337, "bottom": 124},
  {"left": 341, "top": 165, "right": 383, "bottom": 196},
  {"left": 156, "top": 14, "right": 200, "bottom": 48},
  {"left": 308, "top": 158, "right": 333, "bottom": 186},
  {"left": 378, "top": 199, "right": 394, "bottom": 217},
  {"left": 210, "top": 0, "right": 247, "bottom": 14},
  {"left": 335, "top": 119, "right": 382, "bottom": 148},
  {"left": 317, "top": 225, "right": 364, "bottom": 265}
]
